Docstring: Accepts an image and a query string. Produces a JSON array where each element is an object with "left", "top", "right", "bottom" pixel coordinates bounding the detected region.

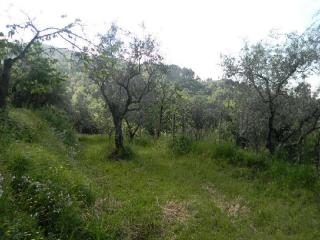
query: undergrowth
[
  {"left": 0, "top": 108, "right": 103, "bottom": 240},
  {"left": 1, "top": 108, "right": 320, "bottom": 239},
  {"left": 191, "top": 140, "right": 319, "bottom": 190}
]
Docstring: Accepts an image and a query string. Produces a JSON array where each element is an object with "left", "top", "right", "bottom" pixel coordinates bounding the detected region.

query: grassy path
[{"left": 75, "top": 135, "right": 320, "bottom": 239}]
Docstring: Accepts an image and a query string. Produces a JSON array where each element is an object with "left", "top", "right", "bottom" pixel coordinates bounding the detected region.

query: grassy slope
[
  {"left": 1, "top": 108, "right": 320, "bottom": 239},
  {"left": 76, "top": 135, "right": 320, "bottom": 240},
  {"left": 0, "top": 109, "right": 100, "bottom": 239}
]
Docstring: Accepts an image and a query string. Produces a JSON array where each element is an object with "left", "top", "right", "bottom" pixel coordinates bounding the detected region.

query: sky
[{"left": 1, "top": 0, "right": 320, "bottom": 88}]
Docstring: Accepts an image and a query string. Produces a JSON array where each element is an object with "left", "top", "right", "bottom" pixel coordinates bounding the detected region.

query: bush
[
  {"left": 191, "top": 140, "right": 215, "bottom": 157},
  {"left": 211, "top": 142, "right": 237, "bottom": 159},
  {"left": 265, "top": 161, "right": 318, "bottom": 190},
  {"left": 70, "top": 184, "right": 95, "bottom": 206},
  {"left": 7, "top": 154, "right": 31, "bottom": 177},
  {"left": 168, "top": 136, "right": 193, "bottom": 155},
  {"left": 232, "top": 149, "right": 268, "bottom": 170},
  {"left": 11, "top": 175, "right": 94, "bottom": 239},
  {"left": 0, "top": 212, "right": 45, "bottom": 240},
  {"left": 290, "top": 165, "right": 318, "bottom": 190}
]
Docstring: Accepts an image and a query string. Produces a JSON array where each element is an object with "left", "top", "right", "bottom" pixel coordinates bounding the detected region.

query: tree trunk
[
  {"left": 182, "top": 112, "right": 186, "bottom": 137},
  {"left": 156, "top": 105, "right": 164, "bottom": 138},
  {"left": 125, "top": 119, "right": 140, "bottom": 143},
  {"left": 0, "top": 59, "right": 13, "bottom": 108},
  {"left": 114, "top": 117, "right": 124, "bottom": 152},
  {"left": 172, "top": 113, "right": 176, "bottom": 142},
  {"left": 266, "top": 108, "right": 276, "bottom": 154},
  {"left": 127, "top": 126, "right": 138, "bottom": 143}
]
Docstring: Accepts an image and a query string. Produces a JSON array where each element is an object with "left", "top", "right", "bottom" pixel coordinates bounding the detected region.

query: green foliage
[
  {"left": 192, "top": 141, "right": 267, "bottom": 170},
  {"left": 11, "top": 175, "right": 92, "bottom": 239},
  {"left": 7, "top": 154, "right": 30, "bottom": 177},
  {"left": 1, "top": 107, "right": 320, "bottom": 239},
  {"left": 192, "top": 139, "right": 318, "bottom": 190},
  {"left": 0, "top": 212, "right": 45, "bottom": 240},
  {"left": 2, "top": 109, "right": 45, "bottom": 143},
  {"left": 75, "top": 135, "right": 320, "bottom": 239},
  {"left": 211, "top": 142, "right": 237, "bottom": 160},
  {"left": 168, "top": 136, "right": 193, "bottom": 155},
  {"left": 166, "top": 64, "right": 209, "bottom": 94},
  {"left": 263, "top": 161, "right": 319, "bottom": 190},
  {"left": 11, "top": 44, "right": 66, "bottom": 108},
  {"left": 36, "top": 107, "right": 76, "bottom": 145},
  {"left": 0, "top": 107, "right": 76, "bottom": 146},
  {"left": 132, "top": 135, "right": 154, "bottom": 147},
  {"left": 108, "top": 146, "right": 134, "bottom": 160},
  {"left": 68, "top": 75, "right": 107, "bottom": 134},
  {"left": 232, "top": 149, "right": 268, "bottom": 170},
  {"left": 0, "top": 108, "right": 99, "bottom": 239}
]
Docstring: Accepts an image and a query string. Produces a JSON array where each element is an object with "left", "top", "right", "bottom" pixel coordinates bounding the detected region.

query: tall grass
[
  {"left": 191, "top": 139, "right": 319, "bottom": 190},
  {"left": 0, "top": 108, "right": 105, "bottom": 239},
  {"left": 1, "top": 109, "right": 320, "bottom": 239}
]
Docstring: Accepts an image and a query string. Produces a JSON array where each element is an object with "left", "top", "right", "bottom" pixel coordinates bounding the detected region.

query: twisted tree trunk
[
  {"left": 0, "top": 59, "right": 13, "bottom": 108},
  {"left": 113, "top": 115, "right": 124, "bottom": 152},
  {"left": 156, "top": 105, "right": 164, "bottom": 138},
  {"left": 266, "top": 106, "right": 276, "bottom": 154}
]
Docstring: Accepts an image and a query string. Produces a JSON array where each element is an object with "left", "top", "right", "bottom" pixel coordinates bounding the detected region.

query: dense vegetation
[
  {"left": 0, "top": 13, "right": 320, "bottom": 239},
  {"left": 1, "top": 109, "right": 320, "bottom": 239}
]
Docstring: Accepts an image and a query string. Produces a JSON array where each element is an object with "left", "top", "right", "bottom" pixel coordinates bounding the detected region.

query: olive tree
[
  {"left": 222, "top": 30, "right": 320, "bottom": 153},
  {"left": 87, "top": 25, "right": 163, "bottom": 153},
  {"left": 0, "top": 16, "right": 86, "bottom": 108}
]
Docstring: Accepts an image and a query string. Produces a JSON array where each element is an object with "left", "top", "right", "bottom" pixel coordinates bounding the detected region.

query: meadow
[{"left": 1, "top": 108, "right": 320, "bottom": 239}]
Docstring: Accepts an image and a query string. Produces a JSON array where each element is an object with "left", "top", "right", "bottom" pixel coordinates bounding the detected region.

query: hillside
[{"left": 1, "top": 108, "right": 320, "bottom": 239}]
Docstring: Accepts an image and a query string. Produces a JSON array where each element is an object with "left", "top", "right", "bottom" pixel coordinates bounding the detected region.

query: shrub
[
  {"left": 71, "top": 184, "right": 95, "bottom": 206},
  {"left": 191, "top": 140, "right": 215, "bottom": 157},
  {"left": 168, "top": 136, "right": 193, "bottom": 155},
  {"left": 233, "top": 149, "right": 268, "bottom": 170},
  {"left": 0, "top": 212, "right": 45, "bottom": 240},
  {"left": 11, "top": 175, "right": 94, "bottom": 239},
  {"left": 7, "top": 154, "right": 31, "bottom": 177},
  {"left": 290, "top": 165, "right": 318, "bottom": 190},
  {"left": 266, "top": 161, "right": 318, "bottom": 190},
  {"left": 0, "top": 110, "right": 15, "bottom": 142},
  {"left": 211, "top": 142, "right": 237, "bottom": 159}
]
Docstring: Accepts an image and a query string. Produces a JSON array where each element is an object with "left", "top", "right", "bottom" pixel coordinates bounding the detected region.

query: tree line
[{"left": 1, "top": 15, "right": 320, "bottom": 163}]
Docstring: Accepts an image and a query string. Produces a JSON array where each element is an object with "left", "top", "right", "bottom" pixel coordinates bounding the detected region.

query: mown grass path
[{"left": 75, "top": 135, "right": 320, "bottom": 240}]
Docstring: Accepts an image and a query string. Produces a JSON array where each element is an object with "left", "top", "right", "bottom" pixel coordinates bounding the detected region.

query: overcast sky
[{"left": 1, "top": 0, "right": 320, "bottom": 88}]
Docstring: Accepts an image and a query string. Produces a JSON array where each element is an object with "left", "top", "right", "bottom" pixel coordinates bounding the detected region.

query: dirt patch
[
  {"left": 94, "top": 196, "right": 122, "bottom": 215},
  {"left": 203, "top": 184, "right": 249, "bottom": 218},
  {"left": 163, "top": 201, "right": 189, "bottom": 223}
]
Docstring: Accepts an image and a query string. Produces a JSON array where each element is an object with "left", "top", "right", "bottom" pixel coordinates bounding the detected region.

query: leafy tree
[
  {"left": 0, "top": 16, "right": 84, "bottom": 108},
  {"left": 11, "top": 44, "right": 66, "bottom": 107},
  {"left": 222, "top": 30, "right": 320, "bottom": 153},
  {"left": 87, "top": 24, "right": 163, "bottom": 154}
]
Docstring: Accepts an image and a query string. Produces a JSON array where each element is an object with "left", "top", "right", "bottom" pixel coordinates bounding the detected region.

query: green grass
[
  {"left": 74, "top": 136, "right": 320, "bottom": 239},
  {"left": 1, "top": 108, "right": 320, "bottom": 239}
]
